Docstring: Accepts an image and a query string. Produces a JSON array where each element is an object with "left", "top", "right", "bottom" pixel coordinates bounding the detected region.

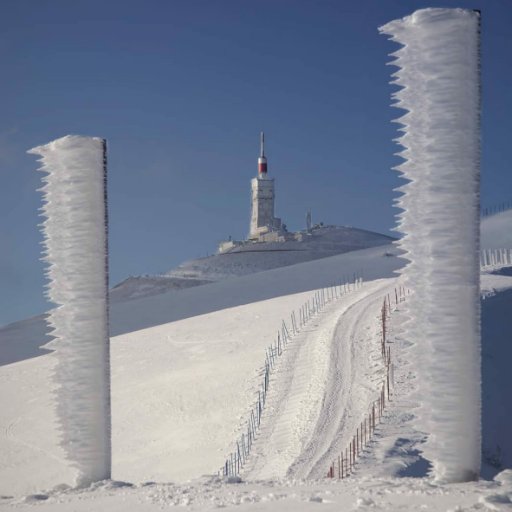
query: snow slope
[
  {"left": 0, "top": 245, "right": 402, "bottom": 496},
  {"left": 168, "top": 226, "right": 395, "bottom": 281},
  {"left": 1, "top": 269, "right": 511, "bottom": 510},
  {"left": 0, "top": 244, "right": 402, "bottom": 366},
  {"left": 481, "top": 209, "right": 512, "bottom": 249},
  {"left": 243, "top": 279, "right": 393, "bottom": 481},
  {"left": 1, "top": 213, "right": 512, "bottom": 507},
  {"left": 0, "top": 213, "right": 500, "bottom": 367},
  {"left": 110, "top": 275, "right": 213, "bottom": 302},
  {"left": 335, "top": 272, "right": 512, "bottom": 483},
  {"left": 240, "top": 271, "right": 512, "bottom": 485},
  {"left": 107, "top": 225, "right": 394, "bottom": 301}
]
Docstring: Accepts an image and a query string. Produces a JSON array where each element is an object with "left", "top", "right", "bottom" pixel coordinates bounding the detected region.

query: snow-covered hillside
[
  {"left": 110, "top": 275, "right": 213, "bottom": 302},
  {"left": 170, "top": 226, "right": 395, "bottom": 280},
  {"left": 111, "top": 226, "right": 395, "bottom": 301},
  {"left": 92, "top": 213, "right": 508, "bottom": 304},
  {"left": 481, "top": 209, "right": 512, "bottom": 249},
  {"left": 0, "top": 244, "right": 402, "bottom": 366},
  {"left": 1, "top": 238, "right": 512, "bottom": 510},
  {"left": 1, "top": 215, "right": 512, "bottom": 510},
  {"left": 0, "top": 245, "right": 401, "bottom": 493}
]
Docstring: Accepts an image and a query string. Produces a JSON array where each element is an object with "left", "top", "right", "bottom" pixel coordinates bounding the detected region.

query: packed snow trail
[
  {"left": 243, "top": 279, "right": 393, "bottom": 481},
  {"left": 294, "top": 283, "right": 394, "bottom": 480}
]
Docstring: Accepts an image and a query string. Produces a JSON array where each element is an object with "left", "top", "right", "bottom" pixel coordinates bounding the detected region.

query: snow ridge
[
  {"left": 28, "top": 135, "right": 111, "bottom": 485},
  {"left": 379, "top": 9, "right": 481, "bottom": 482}
]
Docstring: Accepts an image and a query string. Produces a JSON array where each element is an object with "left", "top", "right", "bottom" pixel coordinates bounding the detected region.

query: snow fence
[
  {"left": 220, "top": 277, "right": 363, "bottom": 478},
  {"left": 326, "top": 287, "right": 408, "bottom": 479},
  {"left": 480, "top": 249, "right": 512, "bottom": 271}
]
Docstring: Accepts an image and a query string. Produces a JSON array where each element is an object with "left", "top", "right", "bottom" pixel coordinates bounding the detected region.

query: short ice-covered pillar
[{"left": 29, "top": 135, "right": 112, "bottom": 486}]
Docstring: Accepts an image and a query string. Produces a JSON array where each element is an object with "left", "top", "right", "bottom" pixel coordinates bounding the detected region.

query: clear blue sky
[{"left": 1, "top": 0, "right": 511, "bottom": 326}]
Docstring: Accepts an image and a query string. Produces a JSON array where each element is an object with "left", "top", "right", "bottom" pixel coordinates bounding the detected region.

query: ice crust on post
[
  {"left": 379, "top": 9, "right": 481, "bottom": 482},
  {"left": 28, "top": 135, "right": 111, "bottom": 486}
]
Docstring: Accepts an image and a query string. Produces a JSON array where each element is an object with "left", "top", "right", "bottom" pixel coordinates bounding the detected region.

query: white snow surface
[
  {"left": 481, "top": 210, "right": 512, "bottom": 249},
  {"left": 168, "top": 226, "right": 395, "bottom": 282},
  {"left": 0, "top": 246, "right": 401, "bottom": 494},
  {"left": 242, "top": 279, "right": 392, "bottom": 481},
  {"left": 1, "top": 269, "right": 511, "bottom": 509},
  {"left": 380, "top": 8, "right": 481, "bottom": 482},
  {"left": 106, "top": 226, "right": 395, "bottom": 302},
  {"left": 0, "top": 244, "right": 511, "bottom": 509},
  {"left": 2, "top": 473, "right": 512, "bottom": 511},
  {"left": 27, "top": 135, "right": 111, "bottom": 485}
]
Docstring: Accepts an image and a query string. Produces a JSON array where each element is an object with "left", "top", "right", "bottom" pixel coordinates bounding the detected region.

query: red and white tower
[
  {"left": 258, "top": 131, "right": 268, "bottom": 175},
  {"left": 249, "top": 132, "right": 281, "bottom": 239}
]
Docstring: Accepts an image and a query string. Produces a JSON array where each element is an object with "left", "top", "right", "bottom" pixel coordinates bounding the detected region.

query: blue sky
[{"left": 1, "top": 0, "right": 511, "bottom": 326}]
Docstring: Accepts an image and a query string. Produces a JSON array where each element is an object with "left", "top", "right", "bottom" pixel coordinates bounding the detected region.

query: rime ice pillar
[
  {"left": 28, "top": 135, "right": 111, "bottom": 486},
  {"left": 379, "top": 9, "right": 481, "bottom": 482}
]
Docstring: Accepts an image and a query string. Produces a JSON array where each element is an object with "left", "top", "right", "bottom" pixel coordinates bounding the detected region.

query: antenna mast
[{"left": 258, "top": 131, "right": 268, "bottom": 175}]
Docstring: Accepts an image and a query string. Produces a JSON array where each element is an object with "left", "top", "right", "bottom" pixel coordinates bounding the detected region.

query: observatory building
[
  {"left": 248, "top": 132, "right": 283, "bottom": 241},
  {"left": 217, "top": 132, "right": 295, "bottom": 253}
]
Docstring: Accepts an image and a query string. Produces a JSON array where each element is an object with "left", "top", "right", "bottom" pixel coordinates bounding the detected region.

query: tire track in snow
[
  {"left": 241, "top": 303, "right": 341, "bottom": 480},
  {"left": 292, "top": 281, "right": 391, "bottom": 480},
  {"left": 242, "top": 279, "right": 393, "bottom": 480}
]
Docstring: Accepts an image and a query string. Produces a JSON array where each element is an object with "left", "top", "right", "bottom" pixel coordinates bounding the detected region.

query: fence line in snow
[
  {"left": 326, "top": 286, "right": 409, "bottom": 479},
  {"left": 481, "top": 202, "right": 512, "bottom": 218},
  {"left": 220, "top": 276, "right": 364, "bottom": 478},
  {"left": 480, "top": 248, "right": 512, "bottom": 270}
]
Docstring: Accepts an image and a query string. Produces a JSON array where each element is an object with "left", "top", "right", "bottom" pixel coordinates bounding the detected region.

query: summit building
[{"left": 248, "top": 132, "right": 284, "bottom": 241}]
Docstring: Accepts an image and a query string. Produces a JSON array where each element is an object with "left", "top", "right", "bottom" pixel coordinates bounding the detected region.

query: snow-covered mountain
[
  {"left": 169, "top": 226, "right": 395, "bottom": 279},
  {"left": 0, "top": 216, "right": 511, "bottom": 510},
  {"left": 111, "top": 225, "right": 395, "bottom": 301},
  {"left": 0, "top": 245, "right": 400, "bottom": 491},
  {"left": 110, "top": 275, "right": 214, "bottom": 302},
  {"left": 110, "top": 209, "right": 512, "bottom": 304}
]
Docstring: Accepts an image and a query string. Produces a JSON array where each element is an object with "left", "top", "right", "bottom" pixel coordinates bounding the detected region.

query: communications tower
[{"left": 249, "top": 132, "right": 281, "bottom": 239}]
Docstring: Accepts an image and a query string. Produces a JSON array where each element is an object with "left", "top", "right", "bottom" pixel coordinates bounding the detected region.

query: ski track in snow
[{"left": 243, "top": 279, "right": 393, "bottom": 481}]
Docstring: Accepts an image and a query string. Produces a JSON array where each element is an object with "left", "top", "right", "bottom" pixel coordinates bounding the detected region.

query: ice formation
[
  {"left": 28, "top": 135, "right": 111, "bottom": 485},
  {"left": 379, "top": 9, "right": 481, "bottom": 482}
]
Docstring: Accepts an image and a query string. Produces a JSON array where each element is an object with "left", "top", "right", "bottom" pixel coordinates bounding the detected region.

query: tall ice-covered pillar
[{"left": 380, "top": 8, "right": 481, "bottom": 482}]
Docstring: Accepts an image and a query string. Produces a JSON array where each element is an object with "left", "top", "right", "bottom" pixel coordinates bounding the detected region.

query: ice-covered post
[
  {"left": 380, "top": 9, "right": 481, "bottom": 482},
  {"left": 28, "top": 135, "right": 111, "bottom": 486}
]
